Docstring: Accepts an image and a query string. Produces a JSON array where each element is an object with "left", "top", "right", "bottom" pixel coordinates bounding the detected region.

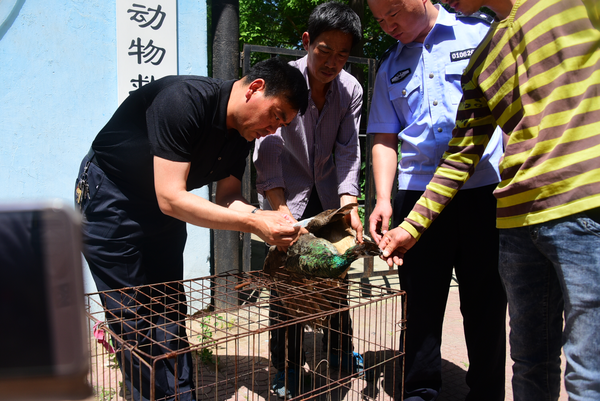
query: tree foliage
[
  {"left": 238, "top": 0, "right": 494, "bottom": 62},
  {"left": 240, "top": 0, "right": 318, "bottom": 50},
  {"left": 239, "top": 0, "right": 397, "bottom": 61}
]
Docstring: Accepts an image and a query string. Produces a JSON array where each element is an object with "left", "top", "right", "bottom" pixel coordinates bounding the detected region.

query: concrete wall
[{"left": 0, "top": 0, "right": 211, "bottom": 293}]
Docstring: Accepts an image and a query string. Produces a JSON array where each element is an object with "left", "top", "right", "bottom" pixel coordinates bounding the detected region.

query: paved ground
[{"left": 359, "top": 255, "right": 569, "bottom": 401}]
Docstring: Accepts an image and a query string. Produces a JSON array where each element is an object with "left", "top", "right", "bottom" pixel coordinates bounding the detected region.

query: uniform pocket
[
  {"left": 79, "top": 163, "right": 125, "bottom": 240},
  {"left": 445, "top": 62, "right": 468, "bottom": 105},
  {"left": 389, "top": 79, "right": 421, "bottom": 117},
  {"left": 79, "top": 162, "right": 106, "bottom": 214}
]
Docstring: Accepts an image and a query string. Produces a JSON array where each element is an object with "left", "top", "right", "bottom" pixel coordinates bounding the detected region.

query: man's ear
[
  {"left": 245, "top": 78, "right": 266, "bottom": 101},
  {"left": 302, "top": 32, "right": 310, "bottom": 51}
]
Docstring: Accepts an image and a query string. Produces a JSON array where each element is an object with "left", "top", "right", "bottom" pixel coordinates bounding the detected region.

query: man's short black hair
[
  {"left": 244, "top": 57, "right": 309, "bottom": 115},
  {"left": 307, "top": 1, "right": 362, "bottom": 48}
]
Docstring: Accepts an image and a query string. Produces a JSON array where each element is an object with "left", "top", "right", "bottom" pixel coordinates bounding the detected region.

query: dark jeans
[
  {"left": 76, "top": 153, "right": 195, "bottom": 401},
  {"left": 393, "top": 185, "right": 506, "bottom": 401},
  {"left": 269, "top": 187, "right": 354, "bottom": 372},
  {"left": 499, "top": 211, "right": 600, "bottom": 401}
]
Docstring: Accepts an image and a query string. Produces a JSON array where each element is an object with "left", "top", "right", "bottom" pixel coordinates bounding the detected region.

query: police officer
[{"left": 366, "top": 0, "right": 507, "bottom": 399}]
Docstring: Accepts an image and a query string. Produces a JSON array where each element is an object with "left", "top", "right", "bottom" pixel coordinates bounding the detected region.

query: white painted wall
[{"left": 0, "top": 0, "right": 211, "bottom": 294}]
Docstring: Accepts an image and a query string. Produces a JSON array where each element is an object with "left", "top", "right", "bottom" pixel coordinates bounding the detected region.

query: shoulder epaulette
[
  {"left": 456, "top": 10, "right": 495, "bottom": 25},
  {"left": 376, "top": 42, "right": 399, "bottom": 72}
]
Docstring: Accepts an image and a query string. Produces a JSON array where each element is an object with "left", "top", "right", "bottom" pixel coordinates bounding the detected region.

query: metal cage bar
[{"left": 86, "top": 271, "right": 406, "bottom": 401}]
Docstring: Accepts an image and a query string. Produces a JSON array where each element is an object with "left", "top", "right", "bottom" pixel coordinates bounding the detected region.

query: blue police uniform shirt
[{"left": 367, "top": 5, "right": 503, "bottom": 191}]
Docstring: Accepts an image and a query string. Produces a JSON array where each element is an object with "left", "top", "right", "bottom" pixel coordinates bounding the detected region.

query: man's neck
[
  {"left": 225, "top": 79, "right": 243, "bottom": 131},
  {"left": 309, "top": 76, "right": 331, "bottom": 97},
  {"left": 487, "top": 0, "right": 517, "bottom": 20},
  {"left": 308, "top": 74, "right": 331, "bottom": 112},
  {"left": 414, "top": 2, "right": 439, "bottom": 43}
]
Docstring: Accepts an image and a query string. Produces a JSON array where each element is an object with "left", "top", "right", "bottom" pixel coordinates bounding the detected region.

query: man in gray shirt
[{"left": 253, "top": 1, "right": 364, "bottom": 398}]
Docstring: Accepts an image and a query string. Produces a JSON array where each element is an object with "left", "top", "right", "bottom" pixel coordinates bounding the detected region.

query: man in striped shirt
[
  {"left": 367, "top": 0, "right": 506, "bottom": 399},
  {"left": 376, "top": 0, "right": 600, "bottom": 399}
]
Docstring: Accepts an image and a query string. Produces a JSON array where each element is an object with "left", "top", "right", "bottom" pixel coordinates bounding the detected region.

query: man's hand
[
  {"left": 340, "top": 194, "right": 364, "bottom": 243},
  {"left": 346, "top": 207, "right": 364, "bottom": 243},
  {"left": 252, "top": 210, "right": 300, "bottom": 247},
  {"left": 263, "top": 187, "right": 308, "bottom": 250},
  {"left": 369, "top": 200, "right": 393, "bottom": 244},
  {"left": 378, "top": 226, "right": 417, "bottom": 267}
]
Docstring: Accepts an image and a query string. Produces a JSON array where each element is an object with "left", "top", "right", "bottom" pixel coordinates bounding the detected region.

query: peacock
[
  {"left": 264, "top": 203, "right": 381, "bottom": 279},
  {"left": 285, "top": 233, "right": 381, "bottom": 278},
  {"left": 260, "top": 203, "right": 381, "bottom": 320}
]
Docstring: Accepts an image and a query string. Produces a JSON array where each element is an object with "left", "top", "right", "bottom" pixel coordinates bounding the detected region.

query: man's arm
[
  {"left": 153, "top": 156, "right": 299, "bottom": 246},
  {"left": 378, "top": 79, "right": 498, "bottom": 265},
  {"left": 335, "top": 81, "right": 364, "bottom": 240},
  {"left": 253, "top": 131, "right": 286, "bottom": 201},
  {"left": 368, "top": 133, "right": 399, "bottom": 245},
  {"left": 264, "top": 187, "right": 295, "bottom": 221}
]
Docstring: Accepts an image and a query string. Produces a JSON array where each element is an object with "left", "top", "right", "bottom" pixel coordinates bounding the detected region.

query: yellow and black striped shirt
[{"left": 401, "top": 0, "right": 600, "bottom": 238}]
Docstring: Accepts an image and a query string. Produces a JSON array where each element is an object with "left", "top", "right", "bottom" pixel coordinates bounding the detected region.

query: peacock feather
[
  {"left": 285, "top": 233, "right": 381, "bottom": 278},
  {"left": 263, "top": 203, "right": 381, "bottom": 279}
]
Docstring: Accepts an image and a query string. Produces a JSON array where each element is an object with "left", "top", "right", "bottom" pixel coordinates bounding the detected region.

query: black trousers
[
  {"left": 269, "top": 187, "right": 353, "bottom": 372},
  {"left": 76, "top": 153, "right": 194, "bottom": 401},
  {"left": 394, "top": 185, "right": 507, "bottom": 401}
]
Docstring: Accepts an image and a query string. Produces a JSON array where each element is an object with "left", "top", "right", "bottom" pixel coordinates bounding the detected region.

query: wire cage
[{"left": 85, "top": 271, "right": 406, "bottom": 401}]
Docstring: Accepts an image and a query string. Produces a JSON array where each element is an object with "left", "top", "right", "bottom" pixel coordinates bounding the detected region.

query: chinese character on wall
[{"left": 117, "top": 1, "right": 177, "bottom": 104}]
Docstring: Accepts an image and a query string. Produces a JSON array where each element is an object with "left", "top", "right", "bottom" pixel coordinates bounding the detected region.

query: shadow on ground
[{"left": 437, "top": 359, "right": 469, "bottom": 401}]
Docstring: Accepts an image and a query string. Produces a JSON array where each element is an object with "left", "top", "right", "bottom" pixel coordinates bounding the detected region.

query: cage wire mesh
[{"left": 85, "top": 271, "right": 406, "bottom": 401}]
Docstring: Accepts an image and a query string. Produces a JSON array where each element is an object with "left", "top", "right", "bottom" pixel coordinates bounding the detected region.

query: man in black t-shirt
[{"left": 75, "top": 58, "right": 308, "bottom": 401}]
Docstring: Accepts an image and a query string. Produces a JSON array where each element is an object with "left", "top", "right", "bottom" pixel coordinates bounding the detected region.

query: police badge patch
[
  {"left": 391, "top": 68, "right": 411, "bottom": 84},
  {"left": 450, "top": 48, "right": 476, "bottom": 62}
]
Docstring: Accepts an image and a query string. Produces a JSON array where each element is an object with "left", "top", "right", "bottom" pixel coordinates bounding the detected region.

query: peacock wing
[
  {"left": 285, "top": 234, "right": 340, "bottom": 277},
  {"left": 263, "top": 245, "right": 287, "bottom": 276},
  {"left": 317, "top": 218, "right": 356, "bottom": 255},
  {"left": 305, "top": 203, "right": 358, "bottom": 234}
]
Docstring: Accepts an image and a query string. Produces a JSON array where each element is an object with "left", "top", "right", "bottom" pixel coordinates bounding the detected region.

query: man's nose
[
  {"left": 325, "top": 54, "right": 337, "bottom": 67},
  {"left": 381, "top": 20, "right": 393, "bottom": 34}
]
